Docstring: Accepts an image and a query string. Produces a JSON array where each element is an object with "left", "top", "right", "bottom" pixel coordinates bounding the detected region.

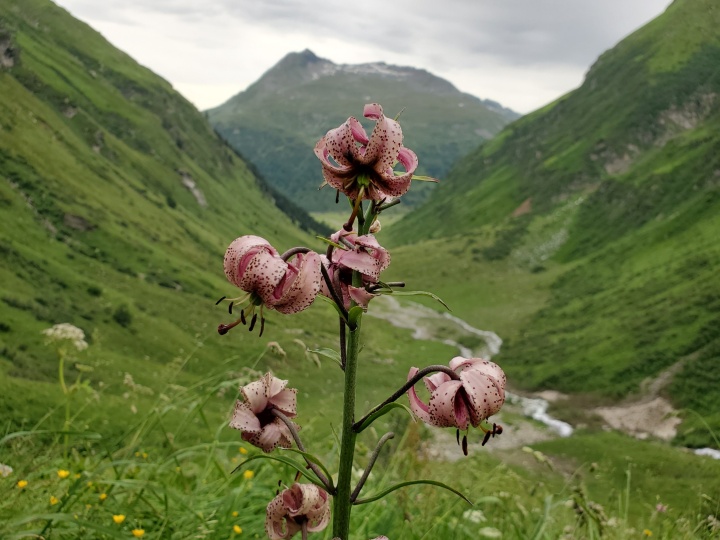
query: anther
[
  {"left": 249, "top": 313, "right": 258, "bottom": 332},
  {"left": 259, "top": 317, "right": 266, "bottom": 337},
  {"left": 215, "top": 296, "right": 226, "bottom": 305},
  {"left": 240, "top": 309, "right": 247, "bottom": 325},
  {"left": 462, "top": 435, "right": 468, "bottom": 456},
  {"left": 228, "top": 301, "right": 234, "bottom": 314}
]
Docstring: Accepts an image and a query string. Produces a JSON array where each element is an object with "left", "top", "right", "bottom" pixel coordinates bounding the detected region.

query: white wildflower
[
  {"left": 478, "top": 527, "right": 502, "bottom": 538},
  {"left": 0, "top": 463, "right": 13, "bottom": 477},
  {"left": 42, "top": 323, "right": 88, "bottom": 351},
  {"left": 463, "top": 509, "right": 487, "bottom": 524},
  {"left": 266, "top": 341, "right": 287, "bottom": 357}
]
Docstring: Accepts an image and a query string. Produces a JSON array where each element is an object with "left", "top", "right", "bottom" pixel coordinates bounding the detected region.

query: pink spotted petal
[
  {"left": 471, "top": 359, "right": 507, "bottom": 389},
  {"left": 228, "top": 400, "right": 261, "bottom": 433},
  {"left": 265, "top": 493, "right": 302, "bottom": 540},
  {"left": 272, "top": 252, "right": 323, "bottom": 314},
  {"left": 266, "top": 373, "right": 288, "bottom": 398},
  {"left": 268, "top": 387, "right": 298, "bottom": 417},
  {"left": 239, "top": 250, "right": 288, "bottom": 302},
  {"left": 360, "top": 105, "right": 402, "bottom": 169},
  {"left": 333, "top": 234, "right": 389, "bottom": 281},
  {"left": 461, "top": 369, "right": 505, "bottom": 424},
  {"left": 424, "top": 371, "right": 450, "bottom": 393},
  {"left": 317, "top": 121, "right": 354, "bottom": 168},
  {"left": 427, "top": 380, "right": 468, "bottom": 429},
  {"left": 223, "top": 235, "right": 277, "bottom": 287},
  {"left": 449, "top": 356, "right": 476, "bottom": 371},
  {"left": 407, "top": 367, "right": 434, "bottom": 425},
  {"left": 240, "top": 378, "right": 270, "bottom": 413},
  {"left": 348, "top": 285, "right": 376, "bottom": 309}
]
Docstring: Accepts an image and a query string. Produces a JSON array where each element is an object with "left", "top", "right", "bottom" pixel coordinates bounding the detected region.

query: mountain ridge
[{"left": 208, "top": 49, "right": 519, "bottom": 211}]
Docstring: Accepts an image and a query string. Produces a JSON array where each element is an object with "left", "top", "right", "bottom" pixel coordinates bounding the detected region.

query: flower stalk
[{"left": 332, "top": 316, "right": 361, "bottom": 539}]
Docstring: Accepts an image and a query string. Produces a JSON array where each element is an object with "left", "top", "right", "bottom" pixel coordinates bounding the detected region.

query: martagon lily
[
  {"left": 229, "top": 373, "right": 299, "bottom": 453},
  {"left": 321, "top": 229, "right": 391, "bottom": 309},
  {"left": 314, "top": 103, "right": 418, "bottom": 201},
  {"left": 265, "top": 483, "right": 331, "bottom": 540},
  {"left": 407, "top": 357, "right": 506, "bottom": 452},
  {"left": 219, "top": 235, "right": 322, "bottom": 335}
]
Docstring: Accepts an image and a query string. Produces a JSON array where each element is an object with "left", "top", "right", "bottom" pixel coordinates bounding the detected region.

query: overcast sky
[{"left": 53, "top": 0, "right": 672, "bottom": 114}]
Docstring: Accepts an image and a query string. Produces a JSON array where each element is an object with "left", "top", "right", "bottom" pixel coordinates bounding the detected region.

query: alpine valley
[{"left": 1, "top": 0, "right": 720, "bottom": 538}]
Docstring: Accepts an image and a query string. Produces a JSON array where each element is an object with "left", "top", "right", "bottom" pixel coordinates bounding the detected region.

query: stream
[
  {"left": 369, "top": 297, "right": 720, "bottom": 459},
  {"left": 368, "top": 296, "right": 573, "bottom": 438}
]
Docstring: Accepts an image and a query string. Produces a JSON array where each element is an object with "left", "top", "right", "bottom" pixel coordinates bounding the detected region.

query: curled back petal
[
  {"left": 427, "top": 380, "right": 468, "bottom": 429},
  {"left": 461, "top": 369, "right": 505, "bottom": 425},
  {"left": 228, "top": 401, "right": 261, "bottom": 433},
  {"left": 407, "top": 367, "right": 434, "bottom": 425},
  {"left": 240, "top": 378, "right": 270, "bottom": 413},
  {"left": 268, "top": 387, "right": 298, "bottom": 417},
  {"left": 272, "top": 252, "right": 323, "bottom": 314}
]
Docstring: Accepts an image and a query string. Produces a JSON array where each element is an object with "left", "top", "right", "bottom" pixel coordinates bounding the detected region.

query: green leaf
[
  {"left": 355, "top": 402, "right": 414, "bottom": 433},
  {"left": 232, "top": 454, "right": 325, "bottom": 488},
  {"left": 348, "top": 306, "right": 364, "bottom": 328},
  {"left": 315, "top": 235, "right": 346, "bottom": 251},
  {"left": 0, "top": 430, "right": 102, "bottom": 446},
  {"left": 411, "top": 174, "right": 439, "bottom": 183},
  {"left": 378, "top": 289, "right": 451, "bottom": 311},
  {"left": 307, "top": 347, "right": 343, "bottom": 368},
  {"left": 354, "top": 479, "right": 472, "bottom": 506}
]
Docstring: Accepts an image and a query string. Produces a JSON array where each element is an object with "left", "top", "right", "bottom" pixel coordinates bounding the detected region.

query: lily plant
[{"left": 217, "top": 103, "right": 507, "bottom": 540}]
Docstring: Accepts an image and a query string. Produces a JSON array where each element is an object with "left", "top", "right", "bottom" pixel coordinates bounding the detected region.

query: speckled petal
[
  {"left": 461, "top": 369, "right": 505, "bottom": 424},
  {"left": 228, "top": 400, "right": 261, "bottom": 433},
  {"left": 265, "top": 492, "right": 302, "bottom": 540},
  {"left": 268, "top": 387, "right": 298, "bottom": 417},
  {"left": 272, "top": 252, "right": 322, "bottom": 314},
  {"left": 427, "top": 380, "right": 469, "bottom": 430},
  {"left": 332, "top": 234, "right": 389, "bottom": 281},
  {"left": 240, "top": 378, "right": 270, "bottom": 413},
  {"left": 223, "top": 235, "right": 277, "bottom": 287},
  {"left": 407, "top": 367, "right": 434, "bottom": 424}
]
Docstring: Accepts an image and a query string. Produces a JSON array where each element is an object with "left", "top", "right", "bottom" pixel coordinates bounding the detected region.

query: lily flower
[
  {"left": 314, "top": 103, "right": 418, "bottom": 201},
  {"left": 265, "top": 483, "right": 331, "bottom": 540},
  {"left": 407, "top": 357, "right": 506, "bottom": 451},
  {"left": 220, "top": 236, "right": 322, "bottom": 335},
  {"left": 229, "top": 373, "right": 298, "bottom": 453},
  {"left": 321, "top": 230, "right": 391, "bottom": 309}
]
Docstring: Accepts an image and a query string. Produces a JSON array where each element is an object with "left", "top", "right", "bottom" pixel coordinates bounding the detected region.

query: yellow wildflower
[
  {"left": 113, "top": 514, "right": 126, "bottom": 524},
  {"left": 643, "top": 530, "right": 653, "bottom": 537},
  {"left": 232, "top": 511, "right": 239, "bottom": 517},
  {"left": 50, "top": 495, "right": 60, "bottom": 505},
  {"left": 233, "top": 525, "right": 243, "bottom": 534},
  {"left": 57, "top": 469, "right": 70, "bottom": 479},
  {"left": 142, "top": 452, "right": 148, "bottom": 459},
  {"left": 74, "top": 473, "right": 81, "bottom": 479},
  {"left": 132, "top": 529, "right": 145, "bottom": 537},
  {"left": 17, "top": 479, "right": 28, "bottom": 489},
  {"left": 99, "top": 493, "right": 108, "bottom": 501},
  {"left": 242, "top": 470, "right": 254, "bottom": 480},
  {"left": 238, "top": 447, "right": 248, "bottom": 455}
]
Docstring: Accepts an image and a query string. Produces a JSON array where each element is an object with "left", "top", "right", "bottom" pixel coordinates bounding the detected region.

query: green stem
[
  {"left": 58, "top": 350, "right": 70, "bottom": 457},
  {"left": 332, "top": 314, "right": 361, "bottom": 539}
]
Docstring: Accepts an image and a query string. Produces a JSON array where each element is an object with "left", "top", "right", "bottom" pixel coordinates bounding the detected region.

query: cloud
[{"left": 53, "top": 0, "right": 671, "bottom": 113}]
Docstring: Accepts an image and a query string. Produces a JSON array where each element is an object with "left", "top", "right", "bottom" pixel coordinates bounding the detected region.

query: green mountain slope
[
  {"left": 207, "top": 49, "right": 519, "bottom": 211},
  {"left": 0, "top": 0, "right": 333, "bottom": 432},
  {"left": 390, "top": 0, "right": 720, "bottom": 446}
]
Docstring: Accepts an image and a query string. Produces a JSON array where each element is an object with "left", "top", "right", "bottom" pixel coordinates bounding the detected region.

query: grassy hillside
[
  {"left": 0, "top": 0, "right": 338, "bottom": 436},
  {"left": 389, "top": 0, "right": 720, "bottom": 446},
  {"left": 207, "top": 49, "right": 519, "bottom": 211}
]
